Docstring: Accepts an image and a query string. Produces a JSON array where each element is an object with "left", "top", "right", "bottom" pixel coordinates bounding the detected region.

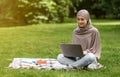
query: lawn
[{"left": 0, "top": 19, "right": 120, "bottom": 77}]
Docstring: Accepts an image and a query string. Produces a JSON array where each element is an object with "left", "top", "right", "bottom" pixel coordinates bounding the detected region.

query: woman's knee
[
  {"left": 57, "top": 54, "right": 64, "bottom": 61},
  {"left": 57, "top": 54, "right": 75, "bottom": 65},
  {"left": 86, "top": 53, "right": 96, "bottom": 62},
  {"left": 57, "top": 54, "right": 64, "bottom": 59}
]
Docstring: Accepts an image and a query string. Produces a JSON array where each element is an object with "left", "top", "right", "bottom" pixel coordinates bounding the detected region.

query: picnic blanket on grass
[
  {"left": 9, "top": 58, "right": 104, "bottom": 70},
  {"left": 9, "top": 58, "right": 69, "bottom": 70}
]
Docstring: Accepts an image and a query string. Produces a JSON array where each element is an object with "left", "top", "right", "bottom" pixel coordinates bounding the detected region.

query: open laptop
[{"left": 60, "top": 44, "right": 84, "bottom": 57}]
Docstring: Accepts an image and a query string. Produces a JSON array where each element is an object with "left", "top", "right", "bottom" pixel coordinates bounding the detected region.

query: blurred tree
[
  {"left": 0, "top": 0, "right": 20, "bottom": 25},
  {"left": 17, "top": 0, "right": 70, "bottom": 24},
  {"left": 53, "top": 0, "right": 70, "bottom": 22},
  {"left": 68, "top": 0, "right": 95, "bottom": 18},
  {"left": 0, "top": 0, "right": 120, "bottom": 26},
  {"left": 92, "top": 0, "right": 120, "bottom": 19},
  {"left": 68, "top": 0, "right": 80, "bottom": 18}
]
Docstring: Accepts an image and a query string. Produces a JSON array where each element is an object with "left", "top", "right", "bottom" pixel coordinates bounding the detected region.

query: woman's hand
[{"left": 83, "top": 50, "right": 88, "bottom": 55}]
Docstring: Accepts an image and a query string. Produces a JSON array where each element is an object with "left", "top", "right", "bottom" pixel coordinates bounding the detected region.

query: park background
[
  {"left": 0, "top": 0, "right": 120, "bottom": 26},
  {"left": 0, "top": 0, "right": 120, "bottom": 77}
]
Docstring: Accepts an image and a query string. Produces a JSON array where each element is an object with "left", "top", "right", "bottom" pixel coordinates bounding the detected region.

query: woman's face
[{"left": 77, "top": 16, "right": 88, "bottom": 28}]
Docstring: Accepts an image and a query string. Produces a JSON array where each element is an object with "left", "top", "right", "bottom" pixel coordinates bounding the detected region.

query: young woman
[{"left": 57, "top": 9, "right": 102, "bottom": 69}]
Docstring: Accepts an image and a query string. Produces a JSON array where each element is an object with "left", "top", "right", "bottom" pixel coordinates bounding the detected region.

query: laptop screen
[{"left": 60, "top": 44, "right": 84, "bottom": 57}]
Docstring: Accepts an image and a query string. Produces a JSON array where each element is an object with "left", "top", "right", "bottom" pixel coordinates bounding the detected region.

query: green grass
[{"left": 0, "top": 19, "right": 120, "bottom": 77}]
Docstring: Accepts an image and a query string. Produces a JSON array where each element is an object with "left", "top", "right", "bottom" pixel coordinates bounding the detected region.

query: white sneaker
[{"left": 88, "top": 63, "right": 103, "bottom": 69}]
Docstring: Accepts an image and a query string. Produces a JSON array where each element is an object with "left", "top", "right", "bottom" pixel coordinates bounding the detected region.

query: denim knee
[
  {"left": 57, "top": 54, "right": 64, "bottom": 61},
  {"left": 86, "top": 53, "right": 96, "bottom": 62}
]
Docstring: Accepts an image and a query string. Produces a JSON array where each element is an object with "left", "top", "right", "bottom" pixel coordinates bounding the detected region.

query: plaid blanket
[{"left": 9, "top": 58, "right": 68, "bottom": 70}]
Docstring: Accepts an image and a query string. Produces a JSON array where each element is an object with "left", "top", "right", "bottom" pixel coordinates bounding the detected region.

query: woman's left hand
[{"left": 83, "top": 50, "right": 88, "bottom": 55}]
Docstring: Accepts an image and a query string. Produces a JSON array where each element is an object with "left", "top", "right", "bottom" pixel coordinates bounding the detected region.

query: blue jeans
[{"left": 57, "top": 53, "right": 98, "bottom": 67}]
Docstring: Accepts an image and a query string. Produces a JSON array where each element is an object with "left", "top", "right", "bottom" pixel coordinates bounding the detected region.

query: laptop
[{"left": 60, "top": 44, "right": 84, "bottom": 57}]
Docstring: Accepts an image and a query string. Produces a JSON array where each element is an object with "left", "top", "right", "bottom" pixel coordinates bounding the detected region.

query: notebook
[{"left": 60, "top": 44, "right": 84, "bottom": 57}]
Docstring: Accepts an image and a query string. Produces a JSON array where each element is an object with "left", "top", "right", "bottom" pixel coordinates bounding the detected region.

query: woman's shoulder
[
  {"left": 73, "top": 27, "right": 79, "bottom": 32},
  {"left": 90, "top": 26, "right": 99, "bottom": 33}
]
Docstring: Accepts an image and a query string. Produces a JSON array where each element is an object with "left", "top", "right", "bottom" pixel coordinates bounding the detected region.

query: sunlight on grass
[
  {"left": 92, "top": 19, "right": 120, "bottom": 26},
  {"left": 94, "top": 21, "right": 120, "bottom": 26}
]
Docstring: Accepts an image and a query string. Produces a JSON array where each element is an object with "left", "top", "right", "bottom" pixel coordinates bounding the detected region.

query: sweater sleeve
[{"left": 89, "top": 28, "right": 101, "bottom": 59}]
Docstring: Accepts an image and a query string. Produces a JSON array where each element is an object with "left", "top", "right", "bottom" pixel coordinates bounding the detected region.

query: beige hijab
[{"left": 72, "top": 9, "right": 101, "bottom": 59}]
